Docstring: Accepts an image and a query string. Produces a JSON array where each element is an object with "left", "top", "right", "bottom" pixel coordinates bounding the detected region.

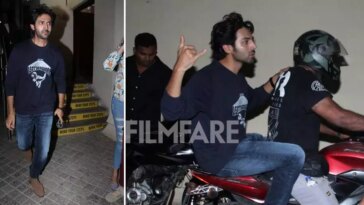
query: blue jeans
[
  {"left": 16, "top": 112, "right": 54, "bottom": 178},
  {"left": 217, "top": 133, "right": 305, "bottom": 205},
  {"left": 112, "top": 96, "right": 123, "bottom": 169}
]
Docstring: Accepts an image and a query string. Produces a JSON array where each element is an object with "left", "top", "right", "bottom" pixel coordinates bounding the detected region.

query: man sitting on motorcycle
[
  {"left": 161, "top": 12, "right": 305, "bottom": 205},
  {"left": 268, "top": 30, "right": 364, "bottom": 205}
]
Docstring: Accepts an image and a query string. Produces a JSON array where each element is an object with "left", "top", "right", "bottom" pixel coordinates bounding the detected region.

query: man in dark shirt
[
  {"left": 268, "top": 30, "right": 364, "bottom": 205},
  {"left": 161, "top": 12, "right": 304, "bottom": 205},
  {"left": 126, "top": 33, "right": 171, "bottom": 130},
  {"left": 5, "top": 4, "right": 65, "bottom": 198}
]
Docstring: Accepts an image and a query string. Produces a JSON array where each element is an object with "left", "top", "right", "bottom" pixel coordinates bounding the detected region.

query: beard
[
  {"left": 34, "top": 29, "right": 50, "bottom": 40},
  {"left": 232, "top": 46, "right": 256, "bottom": 64},
  {"left": 232, "top": 52, "right": 255, "bottom": 64}
]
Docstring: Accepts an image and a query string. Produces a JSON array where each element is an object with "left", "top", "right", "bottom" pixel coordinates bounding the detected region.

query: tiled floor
[{"left": 0, "top": 125, "right": 123, "bottom": 205}]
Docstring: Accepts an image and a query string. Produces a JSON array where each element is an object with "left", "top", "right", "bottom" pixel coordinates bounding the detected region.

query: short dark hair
[
  {"left": 210, "top": 12, "right": 254, "bottom": 60},
  {"left": 31, "top": 4, "right": 56, "bottom": 26},
  {"left": 134, "top": 33, "right": 157, "bottom": 48}
]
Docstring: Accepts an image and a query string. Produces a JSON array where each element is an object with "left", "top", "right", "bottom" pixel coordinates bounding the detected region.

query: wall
[
  {"left": 126, "top": 0, "right": 364, "bottom": 147},
  {"left": 93, "top": 0, "right": 123, "bottom": 139},
  {"left": 68, "top": 0, "right": 87, "bottom": 8},
  {"left": 42, "top": 0, "right": 123, "bottom": 140},
  {"left": 41, "top": 0, "right": 73, "bottom": 52}
]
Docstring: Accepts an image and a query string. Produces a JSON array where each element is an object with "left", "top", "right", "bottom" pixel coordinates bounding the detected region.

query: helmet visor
[{"left": 334, "top": 39, "right": 348, "bottom": 66}]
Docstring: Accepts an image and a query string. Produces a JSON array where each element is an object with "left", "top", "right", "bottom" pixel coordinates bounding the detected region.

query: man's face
[
  {"left": 134, "top": 46, "right": 157, "bottom": 68},
  {"left": 232, "top": 27, "right": 256, "bottom": 64},
  {"left": 30, "top": 14, "right": 52, "bottom": 40}
]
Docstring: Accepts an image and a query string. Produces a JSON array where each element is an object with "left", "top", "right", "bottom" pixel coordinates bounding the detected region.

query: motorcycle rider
[
  {"left": 161, "top": 12, "right": 305, "bottom": 205},
  {"left": 268, "top": 30, "right": 364, "bottom": 205}
]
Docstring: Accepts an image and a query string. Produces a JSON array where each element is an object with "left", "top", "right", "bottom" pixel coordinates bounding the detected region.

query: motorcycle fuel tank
[{"left": 320, "top": 141, "right": 364, "bottom": 175}]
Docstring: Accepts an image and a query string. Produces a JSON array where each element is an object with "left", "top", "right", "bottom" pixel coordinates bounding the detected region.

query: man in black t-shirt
[{"left": 268, "top": 30, "right": 364, "bottom": 205}]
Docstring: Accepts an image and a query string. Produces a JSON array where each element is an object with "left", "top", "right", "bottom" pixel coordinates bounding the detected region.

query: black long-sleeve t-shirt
[
  {"left": 5, "top": 39, "right": 66, "bottom": 114},
  {"left": 161, "top": 61, "right": 270, "bottom": 174}
]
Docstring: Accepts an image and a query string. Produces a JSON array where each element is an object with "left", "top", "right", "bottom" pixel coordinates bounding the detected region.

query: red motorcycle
[{"left": 181, "top": 139, "right": 364, "bottom": 205}]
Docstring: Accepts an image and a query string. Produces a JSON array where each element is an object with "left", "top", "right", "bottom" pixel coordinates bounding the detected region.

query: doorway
[{"left": 73, "top": 0, "right": 94, "bottom": 83}]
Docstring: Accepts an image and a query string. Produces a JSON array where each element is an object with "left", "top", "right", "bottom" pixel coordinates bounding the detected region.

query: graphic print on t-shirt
[
  {"left": 28, "top": 59, "right": 51, "bottom": 88},
  {"left": 311, "top": 80, "right": 327, "bottom": 92},
  {"left": 232, "top": 93, "right": 248, "bottom": 127},
  {"left": 268, "top": 71, "right": 291, "bottom": 140}
]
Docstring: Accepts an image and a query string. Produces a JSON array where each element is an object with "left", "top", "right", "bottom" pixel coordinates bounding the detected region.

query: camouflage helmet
[{"left": 293, "top": 30, "right": 348, "bottom": 81}]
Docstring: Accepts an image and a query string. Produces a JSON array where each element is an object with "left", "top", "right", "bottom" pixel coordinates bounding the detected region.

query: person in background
[
  {"left": 125, "top": 32, "right": 171, "bottom": 131},
  {"left": 5, "top": 4, "right": 65, "bottom": 197},
  {"left": 102, "top": 40, "right": 124, "bottom": 203}
]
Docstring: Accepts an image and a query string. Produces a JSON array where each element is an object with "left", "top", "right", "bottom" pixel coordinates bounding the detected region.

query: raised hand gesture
[{"left": 174, "top": 35, "right": 207, "bottom": 72}]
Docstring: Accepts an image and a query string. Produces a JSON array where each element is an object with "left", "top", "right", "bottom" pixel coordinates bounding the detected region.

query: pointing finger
[{"left": 179, "top": 35, "right": 185, "bottom": 49}]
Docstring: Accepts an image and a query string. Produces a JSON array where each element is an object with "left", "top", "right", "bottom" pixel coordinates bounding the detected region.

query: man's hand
[
  {"left": 338, "top": 133, "right": 350, "bottom": 140},
  {"left": 271, "top": 67, "right": 290, "bottom": 85},
  {"left": 54, "top": 108, "right": 64, "bottom": 124},
  {"left": 6, "top": 113, "right": 15, "bottom": 131},
  {"left": 173, "top": 35, "right": 207, "bottom": 72},
  {"left": 6, "top": 96, "right": 15, "bottom": 131},
  {"left": 263, "top": 67, "right": 289, "bottom": 93},
  {"left": 166, "top": 36, "right": 207, "bottom": 98}
]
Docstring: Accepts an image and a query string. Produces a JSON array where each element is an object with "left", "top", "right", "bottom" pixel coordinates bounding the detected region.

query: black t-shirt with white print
[
  {"left": 162, "top": 60, "right": 270, "bottom": 174},
  {"left": 268, "top": 66, "right": 331, "bottom": 154},
  {"left": 5, "top": 39, "right": 66, "bottom": 115}
]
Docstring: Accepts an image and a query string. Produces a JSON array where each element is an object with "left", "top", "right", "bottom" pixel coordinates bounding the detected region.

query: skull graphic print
[{"left": 28, "top": 59, "right": 51, "bottom": 88}]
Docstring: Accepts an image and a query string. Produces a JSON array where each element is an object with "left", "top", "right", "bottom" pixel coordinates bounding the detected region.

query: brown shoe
[
  {"left": 29, "top": 178, "right": 44, "bottom": 197},
  {"left": 24, "top": 149, "right": 32, "bottom": 162}
]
